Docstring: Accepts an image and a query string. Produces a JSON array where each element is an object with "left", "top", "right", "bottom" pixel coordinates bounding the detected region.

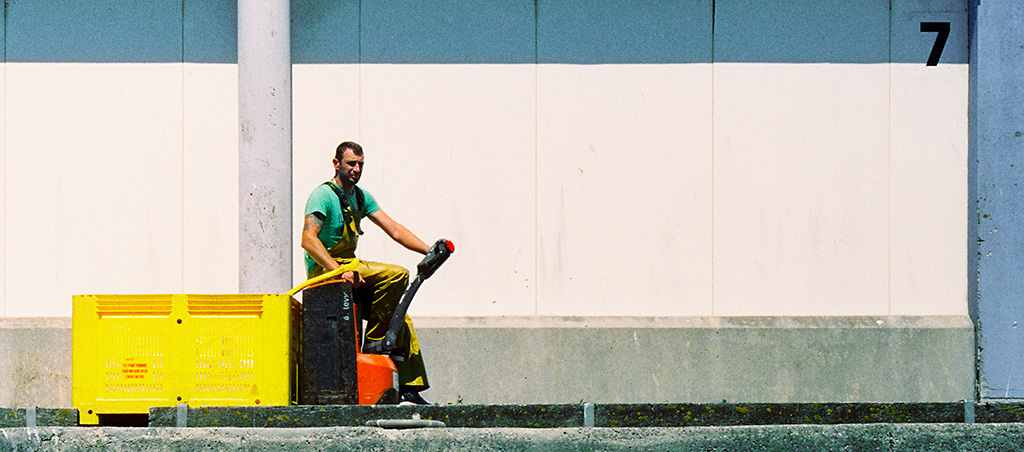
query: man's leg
[
  {"left": 393, "top": 314, "right": 428, "bottom": 390},
  {"left": 353, "top": 260, "right": 430, "bottom": 391}
]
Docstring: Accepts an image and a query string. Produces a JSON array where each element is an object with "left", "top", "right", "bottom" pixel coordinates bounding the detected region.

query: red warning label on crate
[{"left": 121, "top": 362, "right": 149, "bottom": 379}]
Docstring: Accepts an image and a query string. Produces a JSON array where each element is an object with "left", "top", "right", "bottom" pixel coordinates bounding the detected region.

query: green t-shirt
[{"left": 303, "top": 183, "right": 381, "bottom": 275}]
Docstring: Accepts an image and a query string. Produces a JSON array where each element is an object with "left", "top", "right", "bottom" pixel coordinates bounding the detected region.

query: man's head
[
  {"left": 335, "top": 141, "right": 363, "bottom": 161},
  {"left": 333, "top": 141, "right": 365, "bottom": 189}
]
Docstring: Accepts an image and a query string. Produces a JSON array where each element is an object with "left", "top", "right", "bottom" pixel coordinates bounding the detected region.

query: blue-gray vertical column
[
  {"left": 1, "top": 0, "right": 5, "bottom": 317},
  {"left": 238, "top": 0, "right": 292, "bottom": 293},
  {"left": 975, "top": 0, "right": 1024, "bottom": 398}
]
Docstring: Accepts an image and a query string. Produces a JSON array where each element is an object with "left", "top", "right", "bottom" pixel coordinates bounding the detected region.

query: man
[{"left": 301, "top": 141, "right": 432, "bottom": 405}]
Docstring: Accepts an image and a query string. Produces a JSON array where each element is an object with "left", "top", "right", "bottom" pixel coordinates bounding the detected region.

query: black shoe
[{"left": 399, "top": 391, "right": 429, "bottom": 405}]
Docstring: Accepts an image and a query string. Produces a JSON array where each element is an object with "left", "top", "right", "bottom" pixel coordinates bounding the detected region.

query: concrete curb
[
  {"left": 0, "top": 409, "right": 78, "bottom": 428},
  {"left": 148, "top": 402, "right": 1024, "bottom": 428},
  {"left": 2, "top": 424, "right": 1024, "bottom": 452},
  {"left": 4, "top": 402, "right": 1024, "bottom": 428}
]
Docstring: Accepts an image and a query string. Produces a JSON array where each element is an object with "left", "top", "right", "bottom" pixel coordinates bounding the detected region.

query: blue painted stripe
[
  {"left": 292, "top": 1, "right": 358, "bottom": 65},
  {"left": 714, "top": 0, "right": 889, "bottom": 64},
  {"left": 5, "top": 0, "right": 183, "bottom": 63},
  {"left": 183, "top": 0, "right": 236, "bottom": 64},
  {"left": 1, "top": 0, "right": 966, "bottom": 64},
  {"left": 538, "top": 0, "right": 713, "bottom": 64},
  {"left": 360, "top": 0, "right": 535, "bottom": 64}
]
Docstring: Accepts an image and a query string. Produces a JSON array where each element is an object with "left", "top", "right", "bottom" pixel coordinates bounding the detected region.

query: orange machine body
[
  {"left": 353, "top": 304, "right": 399, "bottom": 405},
  {"left": 356, "top": 353, "right": 399, "bottom": 405}
]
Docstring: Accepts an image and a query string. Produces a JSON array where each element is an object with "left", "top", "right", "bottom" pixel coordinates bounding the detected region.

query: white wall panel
[
  {"left": 536, "top": 65, "right": 713, "bottom": 316},
  {"left": 889, "top": 64, "right": 969, "bottom": 316},
  {"left": 889, "top": 2, "right": 969, "bottom": 315},
  {"left": 360, "top": 64, "right": 537, "bottom": 317},
  {"left": 1, "top": 0, "right": 6, "bottom": 315},
  {"left": 292, "top": 64, "right": 361, "bottom": 289},
  {"left": 183, "top": 63, "right": 238, "bottom": 293},
  {"left": 713, "top": 64, "right": 891, "bottom": 316},
  {"left": 535, "top": 0, "right": 713, "bottom": 317},
  {"left": 0, "top": 0, "right": 972, "bottom": 320},
  {"left": 1, "top": 60, "right": 6, "bottom": 316},
  {"left": 5, "top": 63, "right": 183, "bottom": 316},
  {"left": 712, "top": 1, "right": 892, "bottom": 316},
  {"left": 350, "top": 1, "right": 536, "bottom": 316}
]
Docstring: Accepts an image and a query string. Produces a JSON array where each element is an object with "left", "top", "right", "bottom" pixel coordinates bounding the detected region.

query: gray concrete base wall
[
  {"left": 0, "top": 316, "right": 973, "bottom": 408},
  {"left": 0, "top": 318, "right": 71, "bottom": 408},
  {"left": 416, "top": 316, "right": 975, "bottom": 404}
]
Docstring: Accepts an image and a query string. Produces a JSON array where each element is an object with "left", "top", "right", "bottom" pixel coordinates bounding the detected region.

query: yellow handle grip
[{"left": 284, "top": 259, "right": 360, "bottom": 297}]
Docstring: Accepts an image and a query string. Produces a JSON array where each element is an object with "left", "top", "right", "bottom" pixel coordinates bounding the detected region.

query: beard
[{"left": 337, "top": 171, "right": 359, "bottom": 187}]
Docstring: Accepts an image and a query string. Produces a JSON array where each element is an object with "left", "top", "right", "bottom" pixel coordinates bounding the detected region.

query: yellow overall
[{"left": 308, "top": 206, "right": 429, "bottom": 391}]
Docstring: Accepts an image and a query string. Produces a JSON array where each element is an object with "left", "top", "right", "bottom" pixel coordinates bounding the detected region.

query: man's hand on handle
[{"left": 341, "top": 270, "right": 364, "bottom": 288}]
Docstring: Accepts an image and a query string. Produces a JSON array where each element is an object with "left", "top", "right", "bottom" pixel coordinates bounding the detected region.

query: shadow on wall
[{"left": 1, "top": 0, "right": 967, "bottom": 65}]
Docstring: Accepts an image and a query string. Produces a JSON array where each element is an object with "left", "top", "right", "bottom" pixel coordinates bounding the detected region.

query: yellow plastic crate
[{"left": 72, "top": 294, "right": 299, "bottom": 425}]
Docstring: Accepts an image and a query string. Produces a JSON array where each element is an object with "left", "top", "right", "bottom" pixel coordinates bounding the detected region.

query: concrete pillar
[
  {"left": 238, "top": 0, "right": 292, "bottom": 293},
  {"left": 973, "top": 0, "right": 1024, "bottom": 398}
]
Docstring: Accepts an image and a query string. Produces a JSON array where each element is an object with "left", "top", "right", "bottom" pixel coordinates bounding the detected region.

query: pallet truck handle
[
  {"left": 366, "top": 239, "right": 454, "bottom": 354},
  {"left": 285, "top": 259, "right": 361, "bottom": 297}
]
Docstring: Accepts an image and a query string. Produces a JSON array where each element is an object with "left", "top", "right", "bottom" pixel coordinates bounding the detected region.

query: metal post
[
  {"left": 176, "top": 404, "right": 189, "bottom": 428},
  {"left": 238, "top": 0, "right": 292, "bottom": 293},
  {"left": 25, "top": 407, "right": 37, "bottom": 428}
]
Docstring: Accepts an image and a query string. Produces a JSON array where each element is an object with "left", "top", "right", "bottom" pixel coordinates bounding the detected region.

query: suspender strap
[
  {"left": 323, "top": 182, "right": 365, "bottom": 212},
  {"left": 323, "top": 182, "right": 365, "bottom": 235}
]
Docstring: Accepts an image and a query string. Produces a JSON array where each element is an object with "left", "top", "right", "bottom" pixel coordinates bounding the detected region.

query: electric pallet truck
[{"left": 287, "top": 238, "right": 454, "bottom": 405}]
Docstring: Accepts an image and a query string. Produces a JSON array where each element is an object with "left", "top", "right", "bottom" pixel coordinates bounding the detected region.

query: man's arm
[
  {"left": 367, "top": 210, "right": 430, "bottom": 254},
  {"left": 301, "top": 213, "right": 362, "bottom": 285},
  {"left": 301, "top": 214, "right": 337, "bottom": 270}
]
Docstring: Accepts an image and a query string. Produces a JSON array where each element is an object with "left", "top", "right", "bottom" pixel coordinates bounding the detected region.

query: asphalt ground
[{"left": 3, "top": 423, "right": 1024, "bottom": 452}]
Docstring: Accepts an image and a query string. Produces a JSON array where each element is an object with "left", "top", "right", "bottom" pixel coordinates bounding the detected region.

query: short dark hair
[{"left": 335, "top": 141, "right": 363, "bottom": 160}]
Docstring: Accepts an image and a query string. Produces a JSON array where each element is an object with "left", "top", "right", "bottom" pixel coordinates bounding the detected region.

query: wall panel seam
[
  {"left": 180, "top": 0, "right": 186, "bottom": 292},
  {"left": 2, "top": 0, "right": 6, "bottom": 317},
  {"left": 887, "top": 1, "right": 893, "bottom": 315},
  {"left": 533, "top": 0, "right": 539, "bottom": 316},
  {"left": 710, "top": 0, "right": 717, "bottom": 317}
]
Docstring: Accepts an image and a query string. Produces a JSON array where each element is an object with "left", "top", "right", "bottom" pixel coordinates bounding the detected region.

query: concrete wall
[
  {"left": 974, "top": 0, "right": 1024, "bottom": 399},
  {"left": 416, "top": 316, "right": 974, "bottom": 404},
  {"left": 0, "top": 0, "right": 976, "bottom": 406},
  {"left": 0, "top": 318, "right": 71, "bottom": 408}
]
